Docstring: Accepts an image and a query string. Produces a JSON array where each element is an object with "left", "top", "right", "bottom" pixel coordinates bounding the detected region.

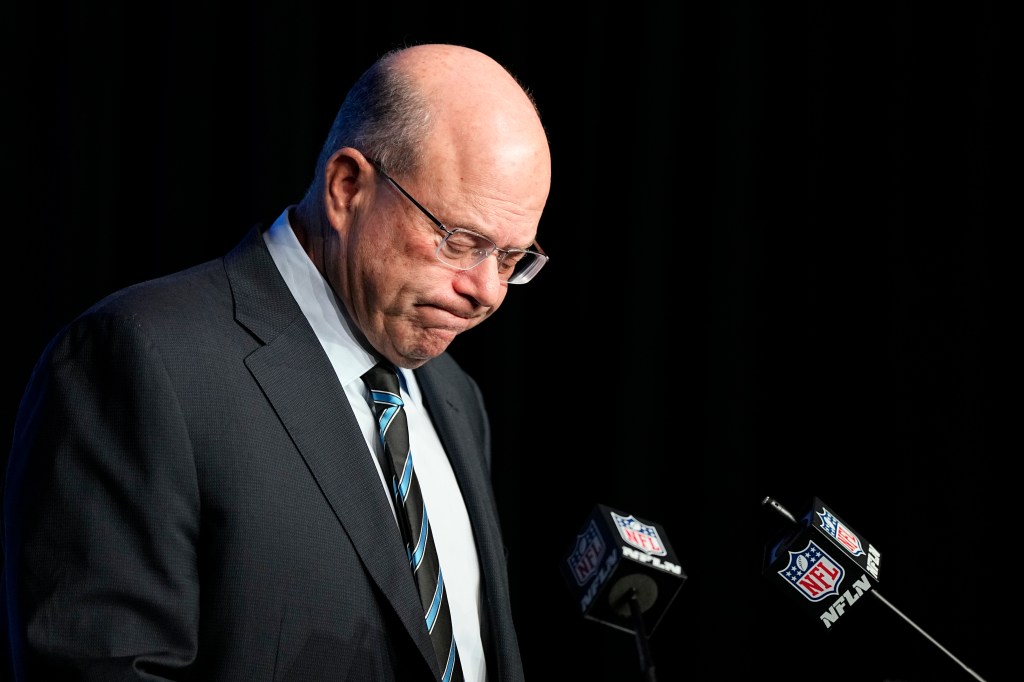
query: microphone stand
[
  {"left": 625, "top": 587, "right": 657, "bottom": 682},
  {"left": 869, "top": 589, "right": 987, "bottom": 682}
]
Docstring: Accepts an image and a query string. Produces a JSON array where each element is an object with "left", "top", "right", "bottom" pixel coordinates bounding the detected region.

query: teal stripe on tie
[
  {"left": 411, "top": 507, "right": 429, "bottom": 570},
  {"left": 442, "top": 640, "right": 457, "bottom": 682},
  {"left": 398, "top": 455, "right": 413, "bottom": 501},
  {"left": 426, "top": 568, "right": 444, "bottom": 631}
]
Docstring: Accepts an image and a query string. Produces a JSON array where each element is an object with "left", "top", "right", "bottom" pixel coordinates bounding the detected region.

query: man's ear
[{"left": 324, "top": 148, "right": 371, "bottom": 228}]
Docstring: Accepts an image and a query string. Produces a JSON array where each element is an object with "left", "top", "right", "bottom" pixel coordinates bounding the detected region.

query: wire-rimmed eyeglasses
[{"left": 367, "top": 158, "right": 549, "bottom": 285}]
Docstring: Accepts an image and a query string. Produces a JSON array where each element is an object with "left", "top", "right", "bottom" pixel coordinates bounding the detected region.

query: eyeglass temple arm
[{"left": 367, "top": 152, "right": 546, "bottom": 255}]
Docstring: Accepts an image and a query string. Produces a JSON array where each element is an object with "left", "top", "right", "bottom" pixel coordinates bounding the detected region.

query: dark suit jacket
[{"left": 3, "top": 225, "right": 524, "bottom": 681}]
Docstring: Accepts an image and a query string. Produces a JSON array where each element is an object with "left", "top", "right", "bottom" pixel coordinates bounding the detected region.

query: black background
[{"left": 2, "top": 2, "right": 1017, "bottom": 681}]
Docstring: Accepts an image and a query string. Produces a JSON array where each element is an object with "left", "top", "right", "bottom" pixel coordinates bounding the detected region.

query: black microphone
[
  {"left": 561, "top": 503, "right": 686, "bottom": 632},
  {"left": 761, "top": 496, "right": 882, "bottom": 631},
  {"left": 561, "top": 504, "right": 686, "bottom": 681},
  {"left": 761, "top": 495, "right": 989, "bottom": 682}
]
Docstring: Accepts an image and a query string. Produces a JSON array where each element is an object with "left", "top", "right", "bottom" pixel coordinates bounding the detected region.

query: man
[{"left": 3, "top": 43, "right": 550, "bottom": 681}]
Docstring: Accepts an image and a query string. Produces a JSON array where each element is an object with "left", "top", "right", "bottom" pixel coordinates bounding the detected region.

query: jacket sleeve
[{"left": 4, "top": 311, "right": 201, "bottom": 680}]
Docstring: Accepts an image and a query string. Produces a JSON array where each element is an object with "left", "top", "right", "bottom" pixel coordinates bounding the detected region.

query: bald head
[
  {"left": 385, "top": 45, "right": 550, "bottom": 192},
  {"left": 304, "top": 43, "right": 550, "bottom": 215}
]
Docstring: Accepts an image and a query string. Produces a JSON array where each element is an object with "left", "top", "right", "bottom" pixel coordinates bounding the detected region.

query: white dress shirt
[{"left": 263, "top": 208, "right": 485, "bottom": 681}]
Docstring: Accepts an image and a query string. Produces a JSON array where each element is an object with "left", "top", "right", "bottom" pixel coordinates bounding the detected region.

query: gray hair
[{"left": 305, "top": 48, "right": 431, "bottom": 201}]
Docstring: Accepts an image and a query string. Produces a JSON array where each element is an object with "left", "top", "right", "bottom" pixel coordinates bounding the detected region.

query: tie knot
[{"left": 362, "top": 361, "right": 402, "bottom": 396}]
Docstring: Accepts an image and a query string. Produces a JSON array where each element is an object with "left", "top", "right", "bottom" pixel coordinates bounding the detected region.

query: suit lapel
[{"left": 223, "top": 227, "right": 439, "bottom": 675}]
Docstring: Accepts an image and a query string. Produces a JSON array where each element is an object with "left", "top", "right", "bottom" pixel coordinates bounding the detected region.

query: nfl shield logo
[
  {"left": 567, "top": 519, "right": 606, "bottom": 585},
  {"left": 778, "top": 540, "right": 845, "bottom": 602},
  {"left": 611, "top": 512, "right": 666, "bottom": 556},
  {"left": 817, "top": 508, "right": 865, "bottom": 556}
]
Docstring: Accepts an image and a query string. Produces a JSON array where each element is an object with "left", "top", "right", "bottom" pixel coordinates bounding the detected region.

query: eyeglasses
[{"left": 369, "top": 160, "right": 549, "bottom": 285}]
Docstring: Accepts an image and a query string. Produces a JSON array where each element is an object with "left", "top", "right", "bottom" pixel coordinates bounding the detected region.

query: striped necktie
[{"left": 362, "top": 362, "right": 463, "bottom": 682}]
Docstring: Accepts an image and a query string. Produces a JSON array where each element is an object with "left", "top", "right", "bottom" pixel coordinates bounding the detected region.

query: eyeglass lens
[{"left": 438, "top": 230, "right": 543, "bottom": 284}]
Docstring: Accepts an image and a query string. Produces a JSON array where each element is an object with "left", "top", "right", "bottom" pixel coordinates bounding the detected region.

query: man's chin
[{"left": 399, "top": 328, "right": 460, "bottom": 364}]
